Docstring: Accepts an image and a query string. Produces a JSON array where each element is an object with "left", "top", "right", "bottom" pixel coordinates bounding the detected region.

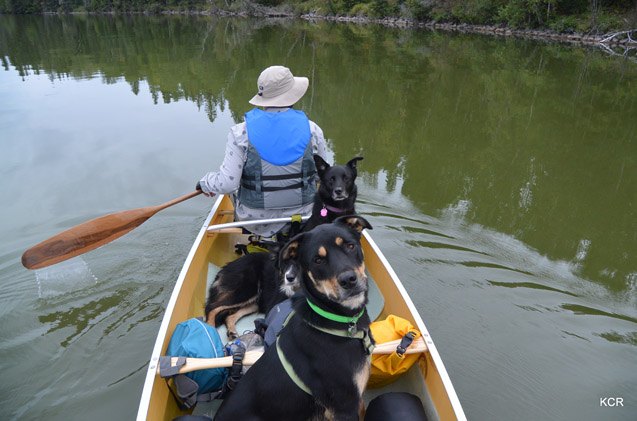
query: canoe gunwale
[
  {"left": 137, "top": 195, "right": 226, "bottom": 420},
  {"left": 362, "top": 230, "right": 466, "bottom": 420}
]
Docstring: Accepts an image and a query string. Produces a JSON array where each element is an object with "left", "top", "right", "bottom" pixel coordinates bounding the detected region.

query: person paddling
[{"left": 197, "top": 65, "right": 328, "bottom": 238}]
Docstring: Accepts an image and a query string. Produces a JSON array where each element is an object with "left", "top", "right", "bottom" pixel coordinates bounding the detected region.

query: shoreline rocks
[{"left": 299, "top": 13, "right": 635, "bottom": 47}]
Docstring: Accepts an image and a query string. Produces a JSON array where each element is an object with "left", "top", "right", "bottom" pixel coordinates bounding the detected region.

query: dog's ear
[
  {"left": 346, "top": 156, "right": 364, "bottom": 172},
  {"left": 279, "top": 233, "right": 306, "bottom": 265},
  {"left": 270, "top": 243, "right": 284, "bottom": 270},
  {"left": 313, "top": 155, "right": 331, "bottom": 178},
  {"left": 271, "top": 251, "right": 282, "bottom": 270},
  {"left": 268, "top": 244, "right": 282, "bottom": 255},
  {"left": 334, "top": 215, "right": 373, "bottom": 233}
]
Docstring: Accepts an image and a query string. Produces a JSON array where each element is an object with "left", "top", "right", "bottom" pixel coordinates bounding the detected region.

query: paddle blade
[
  {"left": 21, "top": 191, "right": 202, "bottom": 270},
  {"left": 21, "top": 207, "right": 157, "bottom": 270}
]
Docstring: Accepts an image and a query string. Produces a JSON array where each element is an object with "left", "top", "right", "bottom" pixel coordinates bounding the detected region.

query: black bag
[{"left": 365, "top": 392, "right": 429, "bottom": 421}]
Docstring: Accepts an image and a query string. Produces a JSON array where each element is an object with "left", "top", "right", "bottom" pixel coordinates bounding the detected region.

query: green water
[{"left": 0, "top": 14, "right": 635, "bottom": 420}]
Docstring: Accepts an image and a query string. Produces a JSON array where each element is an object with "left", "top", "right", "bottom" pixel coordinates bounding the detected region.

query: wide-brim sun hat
[{"left": 249, "top": 65, "right": 309, "bottom": 107}]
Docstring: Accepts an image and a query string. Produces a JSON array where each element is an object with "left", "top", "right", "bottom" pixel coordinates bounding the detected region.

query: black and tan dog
[
  {"left": 205, "top": 155, "right": 363, "bottom": 338},
  {"left": 214, "top": 216, "right": 374, "bottom": 421},
  {"left": 303, "top": 155, "right": 364, "bottom": 232},
  {"left": 205, "top": 251, "right": 300, "bottom": 339}
]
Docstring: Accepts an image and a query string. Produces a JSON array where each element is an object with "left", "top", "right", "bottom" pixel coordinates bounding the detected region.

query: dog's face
[
  {"left": 314, "top": 155, "right": 363, "bottom": 202},
  {"left": 278, "top": 258, "right": 301, "bottom": 297},
  {"left": 272, "top": 249, "right": 301, "bottom": 297},
  {"left": 280, "top": 216, "right": 373, "bottom": 311}
]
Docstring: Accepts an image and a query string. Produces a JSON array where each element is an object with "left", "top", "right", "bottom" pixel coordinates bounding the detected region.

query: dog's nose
[
  {"left": 285, "top": 273, "right": 296, "bottom": 283},
  {"left": 334, "top": 187, "right": 343, "bottom": 195},
  {"left": 337, "top": 271, "right": 358, "bottom": 289}
]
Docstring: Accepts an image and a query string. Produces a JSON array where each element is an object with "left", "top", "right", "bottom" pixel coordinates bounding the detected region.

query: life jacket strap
[
  {"left": 242, "top": 170, "right": 315, "bottom": 181},
  {"left": 240, "top": 181, "right": 305, "bottom": 192},
  {"left": 222, "top": 342, "right": 246, "bottom": 396}
]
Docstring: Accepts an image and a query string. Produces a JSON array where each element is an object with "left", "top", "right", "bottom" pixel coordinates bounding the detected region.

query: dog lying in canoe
[
  {"left": 303, "top": 155, "right": 363, "bottom": 232},
  {"left": 214, "top": 216, "right": 374, "bottom": 421},
  {"left": 205, "top": 251, "right": 300, "bottom": 339}
]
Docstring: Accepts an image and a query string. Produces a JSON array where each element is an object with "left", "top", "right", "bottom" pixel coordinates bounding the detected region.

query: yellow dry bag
[{"left": 368, "top": 315, "right": 422, "bottom": 388}]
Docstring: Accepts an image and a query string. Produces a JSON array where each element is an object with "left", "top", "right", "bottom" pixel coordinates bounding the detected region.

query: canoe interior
[{"left": 139, "top": 195, "right": 463, "bottom": 420}]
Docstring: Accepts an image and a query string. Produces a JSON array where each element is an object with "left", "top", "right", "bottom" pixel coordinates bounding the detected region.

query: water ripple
[
  {"left": 458, "top": 260, "right": 535, "bottom": 276},
  {"left": 560, "top": 303, "right": 637, "bottom": 325},
  {"left": 407, "top": 240, "right": 489, "bottom": 255},
  {"left": 400, "top": 226, "right": 455, "bottom": 239},
  {"left": 489, "top": 280, "right": 579, "bottom": 297},
  {"left": 363, "top": 211, "right": 432, "bottom": 226},
  {"left": 101, "top": 286, "right": 166, "bottom": 342},
  {"left": 596, "top": 331, "right": 637, "bottom": 346},
  {"left": 38, "top": 287, "right": 135, "bottom": 347}
]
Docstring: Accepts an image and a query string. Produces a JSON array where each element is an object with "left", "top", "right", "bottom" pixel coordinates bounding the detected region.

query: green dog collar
[{"left": 306, "top": 298, "right": 365, "bottom": 324}]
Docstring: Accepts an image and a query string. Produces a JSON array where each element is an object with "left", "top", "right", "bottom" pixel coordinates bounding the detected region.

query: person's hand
[{"left": 196, "top": 181, "right": 215, "bottom": 197}]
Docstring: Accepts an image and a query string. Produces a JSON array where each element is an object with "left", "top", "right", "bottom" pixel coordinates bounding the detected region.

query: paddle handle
[{"left": 159, "top": 337, "right": 427, "bottom": 375}]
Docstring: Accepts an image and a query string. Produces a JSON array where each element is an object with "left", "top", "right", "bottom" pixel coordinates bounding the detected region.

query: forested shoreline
[{"left": 1, "top": 1, "right": 635, "bottom": 36}]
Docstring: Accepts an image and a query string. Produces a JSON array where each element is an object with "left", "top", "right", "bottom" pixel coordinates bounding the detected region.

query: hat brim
[{"left": 249, "top": 77, "right": 309, "bottom": 107}]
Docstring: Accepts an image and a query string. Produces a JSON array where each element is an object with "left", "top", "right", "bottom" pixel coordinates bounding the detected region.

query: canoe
[{"left": 137, "top": 194, "right": 466, "bottom": 420}]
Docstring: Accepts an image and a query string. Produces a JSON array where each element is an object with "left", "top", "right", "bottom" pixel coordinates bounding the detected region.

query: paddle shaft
[
  {"left": 21, "top": 191, "right": 203, "bottom": 270},
  {"left": 158, "top": 337, "right": 427, "bottom": 375}
]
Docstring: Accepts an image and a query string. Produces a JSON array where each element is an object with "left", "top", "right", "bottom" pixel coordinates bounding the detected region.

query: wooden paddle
[
  {"left": 21, "top": 191, "right": 203, "bottom": 270},
  {"left": 158, "top": 337, "right": 427, "bottom": 375}
]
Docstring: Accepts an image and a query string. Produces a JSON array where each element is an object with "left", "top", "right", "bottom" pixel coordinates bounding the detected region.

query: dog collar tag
[
  {"left": 320, "top": 207, "right": 328, "bottom": 218},
  {"left": 348, "top": 323, "right": 357, "bottom": 337}
]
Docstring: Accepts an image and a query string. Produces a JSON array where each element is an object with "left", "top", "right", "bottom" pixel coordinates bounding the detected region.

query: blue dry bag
[{"left": 166, "top": 318, "right": 227, "bottom": 393}]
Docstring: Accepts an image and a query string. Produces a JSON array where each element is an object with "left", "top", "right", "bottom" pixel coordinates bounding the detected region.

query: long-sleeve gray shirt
[{"left": 199, "top": 108, "right": 328, "bottom": 236}]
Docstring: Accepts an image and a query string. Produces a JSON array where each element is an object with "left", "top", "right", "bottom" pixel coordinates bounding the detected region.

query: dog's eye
[
  {"left": 314, "top": 256, "right": 325, "bottom": 264},
  {"left": 346, "top": 243, "right": 356, "bottom": 251}
]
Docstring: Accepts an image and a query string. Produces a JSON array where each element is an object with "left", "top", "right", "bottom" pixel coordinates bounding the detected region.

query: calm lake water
[{"left": 1, "top": 14, "right": 635, "bottom": 421}]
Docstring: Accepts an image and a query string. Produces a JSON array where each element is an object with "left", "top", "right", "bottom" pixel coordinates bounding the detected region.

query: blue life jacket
[{"left": 238, "top": 108, "right": 317, "bottom": 209}]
